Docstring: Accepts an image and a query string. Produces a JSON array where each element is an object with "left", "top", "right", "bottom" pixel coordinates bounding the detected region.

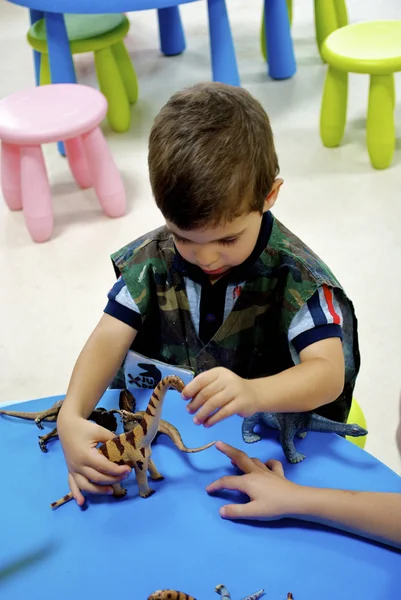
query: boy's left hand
[{"left": 182, "top": 367, "right": 259, "bottom": 427}]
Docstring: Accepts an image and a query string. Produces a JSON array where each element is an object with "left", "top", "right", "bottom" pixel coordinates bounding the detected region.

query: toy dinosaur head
[{"left": 347, "top": 424, "right": 368, "bottom": 436}]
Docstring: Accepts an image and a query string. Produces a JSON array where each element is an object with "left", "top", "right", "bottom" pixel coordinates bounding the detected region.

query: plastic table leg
[
  {"left": 157, "top": 6, "right": 186, "bottom": 56},
  {"left": 44, "top": 12, "right": 77, "bottom": 157},
  {"left": 29, "top": 9, "right": 44, "bottom": 86},
  {"left": 207, "top": 0, "right": 240, "bottom": 86},
  {"left": 264, "top": 0, "right": 296, "bottom": 80}
]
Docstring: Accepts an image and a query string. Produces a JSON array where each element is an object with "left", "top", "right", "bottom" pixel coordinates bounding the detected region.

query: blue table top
[
  {"left": 0, "top": 388, "right": 400, "bottom": 599},
  {"left": 7, "top": 0, "right": 199, "bottom": 13}
]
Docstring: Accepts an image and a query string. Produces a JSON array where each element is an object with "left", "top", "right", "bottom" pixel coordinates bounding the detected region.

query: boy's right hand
[{"left": 57, "top": 412, "right": 131, "bottom": 506}]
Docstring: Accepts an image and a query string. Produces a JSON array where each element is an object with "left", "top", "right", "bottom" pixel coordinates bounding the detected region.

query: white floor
[{"left": 1, "top": 0, "right": 401, "bottom": 474}]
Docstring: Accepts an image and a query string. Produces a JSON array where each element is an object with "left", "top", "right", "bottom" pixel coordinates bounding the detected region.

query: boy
[{"left": 57, "top": 83, "right": 360, "bottom": 505}]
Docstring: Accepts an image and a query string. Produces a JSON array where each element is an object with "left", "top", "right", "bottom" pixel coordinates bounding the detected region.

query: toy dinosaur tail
[
  {"left": 240, "top": 590, "right": 265, "bottom": 600},
  {"left": 50, "top": 492, "right": 73, "bottom": 510},
  {"left": 141, "top": 375, "right": 185, "bottom": 447},
  {"left": 310, "top": 413, "right": 368, "bottom": 437},
  {"left": 158, "top": 420, "right": 216, "bottom": 453},
  {"left": 0, "top": 409, "right": 43, "bottom": 420}
]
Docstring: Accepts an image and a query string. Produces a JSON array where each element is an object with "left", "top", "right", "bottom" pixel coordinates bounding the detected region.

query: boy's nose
[{"left": 195, "top": 247, "right": 218, "bottom": 267}]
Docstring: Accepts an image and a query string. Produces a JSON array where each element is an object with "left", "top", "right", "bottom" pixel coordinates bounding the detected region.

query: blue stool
[{"left": 262, "top": 0, "right": 296, "bottom": 80}]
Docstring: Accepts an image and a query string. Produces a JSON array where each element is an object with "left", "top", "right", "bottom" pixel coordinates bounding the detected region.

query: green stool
[
  {"left": 261, "top": 0, "right": 348, "bottom": 62},
  {"left": 27, "top": 14, "right": 138, "bottom": 133},
  {"left": 320, "top": 20, "right": 401, "bottom": 170}
]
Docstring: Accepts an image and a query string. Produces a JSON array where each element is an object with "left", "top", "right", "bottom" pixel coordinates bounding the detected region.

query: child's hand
[
  {"left": 182, "top": 367, "right": 259, "bottom": 427},
  {"left": 57, "top": 412, "right": 131, "bottom": 506},
  {"left": 206, "top": 442, "right": 303, "bottom": 520}
]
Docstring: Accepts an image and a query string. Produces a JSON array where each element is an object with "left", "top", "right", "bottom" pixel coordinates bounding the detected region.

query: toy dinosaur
[
  {"left": 37, "top": 408, "right": 119, "bottom": 452},
  {"left": 0, "top": 399, "right": 63, "bottom": 429},
  {"left": 148, "top": 592, "right": 195, "bottom": 600},
  {"left": 50, "top": 375, "right": 216, "bottom": 510},
  {"left": 113, "top": 407, "right": 214, "bottom": 454},
  {"left": 119, "top": 388, "right": 136, "bottom": 412},
  {"left": 215, "top": 584, "right": 264, "bottom": 600},
  {"left": 242, "top": 411, "right": 368, "bottom": 464},
  {"left": 147, "top": 585, "right": 265, "bottom": 600},
  {"left": 0, "top": 401, "right": 118, "bottom": 452},
  {"left": 148, "top": 585, "right": 267, "bottom": 600}
]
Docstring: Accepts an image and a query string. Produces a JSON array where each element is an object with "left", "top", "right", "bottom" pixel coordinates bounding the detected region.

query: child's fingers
[
  {"left": 88, "top": 447, "right": 131, "bottom": 477},
  {"left": 219, "top": 501, "right": 260, "bottom": 520},
  {"left": 182, "top": 370, "right": 218, "bottom": 400},
  {"left": 200, "top": 398, "right": 237, "bottom": 427},
  {"left": 193, "top": 391, "right": 234, "bottom": 425},
  {"left": 186, "top": 379, "right": 223, "bottom": 414},
  {"left": 73, "top": 472, "right": 114, "bottom": 497},
  {"left": 82, "top": 466, "right": 129, "bottom": 486},
  {"left": 214, "top": 441, "right": 261, "bottom": 474},
  {"left": 68, "top": 473, "right": 85, "bottom": 506},
  {"left": 206, "top": 474, "right": 250, "bottom": 495},
  {"left": 265, "top": 459, "right": 286, "bottom": 478}
]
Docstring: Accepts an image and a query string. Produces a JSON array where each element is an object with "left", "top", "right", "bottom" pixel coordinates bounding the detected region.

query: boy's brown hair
[{"left": 148, "top": 82, "right": 280, "bottom": 230}]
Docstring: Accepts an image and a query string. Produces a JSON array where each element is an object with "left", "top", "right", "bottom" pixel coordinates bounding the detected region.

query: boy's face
[
  {"left": 167, "top": 211, "right": 264, "bottom": 279},
  {"left": 166, "top": 179, "right": 282, "bottom": 280}
]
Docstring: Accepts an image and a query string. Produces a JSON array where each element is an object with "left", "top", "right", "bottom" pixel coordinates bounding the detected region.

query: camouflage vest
[{"left": 111, "top": 216, "right": 360, "bottom": 422}]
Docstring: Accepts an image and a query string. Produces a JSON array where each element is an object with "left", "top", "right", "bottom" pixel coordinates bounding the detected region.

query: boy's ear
[{"left": 263, "top": 178, "right": 283, "bottom": 211}]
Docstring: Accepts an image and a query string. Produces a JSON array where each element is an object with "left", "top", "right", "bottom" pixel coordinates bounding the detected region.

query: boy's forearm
[
  {"left": 250, "top": 358, "right": 343, "bottom": 413},
  {"left": 293, "top": 486, "right": 401, "bottom": 549},
  {"left": 59, "top": 315, "right": 136, "bottom": 420}
]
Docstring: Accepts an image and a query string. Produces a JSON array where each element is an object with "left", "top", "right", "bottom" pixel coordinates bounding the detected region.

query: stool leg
[
  {"left": 264, "top": 0, "right": 296, "bottom": 80},
  {"left": 390, "top": 73, "right": 396, "bottom": 110},
  {"left": 29, "top": 9, "right": 44, "bottom": 86},
  {"left": 261, "top": 0, "right": 292, "bottom": 63},
  {"left": 95, "top": 48, "right": 131, "bottom": 133},
  {"left": 207, "top": 0, "right": 240, "bottom": 86},
  {"left": 314, "top": 0, "right": 338, "bottom": 60},
  {"left": 81, "top": 127, "right": 126, "bottom": 218},
  {"left": 45, "top": 12, "right": 77, "bottom": 157},
  {"left": 1, "top": 142, "right": 22, "bottom": 211},
  {"left": 65, "top": 136, "right": 92, "bottom": 189},
  {"left": 39, "top": 53, "right": 51, "bottom": 86},
  {"left": 111, "top": 41, "right": 139, "bottom": 104},
  {"left": 320, "top": 66, "right": 348, "bottom": 147},
  {"left": 157, "top": 7, "right": 186, "bottom": 56},
  {"left": 20, "top": 145, "right": 53, "bottom": 242},
  {"left": 334, "top": 0, "right": 348, "bottom": 27},
  {"left": 367, "top": 74, "right": 395, "bottom": 170}
]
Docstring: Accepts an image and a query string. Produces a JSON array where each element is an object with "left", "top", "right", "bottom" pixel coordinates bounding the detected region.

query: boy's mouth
[{"left": 201, "top": 266, "right": 227, "bottom": 275}]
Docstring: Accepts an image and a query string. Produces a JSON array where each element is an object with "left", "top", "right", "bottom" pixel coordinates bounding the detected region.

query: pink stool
[{"left": 0, "top": 84, "right": 126, "bottom": 242}]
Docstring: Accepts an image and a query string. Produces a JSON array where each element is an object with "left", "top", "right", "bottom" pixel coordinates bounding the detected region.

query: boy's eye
[
  {"left": 173, "top": 234, "right": 239, "bottom": 246},
  {"left": 220, "top": 237, "right": 239, "bottom": 246},
  {"left": 173, "top": 235, "right": 189, "bottom": 244}
]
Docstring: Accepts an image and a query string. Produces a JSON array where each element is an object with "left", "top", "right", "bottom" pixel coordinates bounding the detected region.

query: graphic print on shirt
[{"left": 232, "top": 285, "right": 243, "bottom": 301}]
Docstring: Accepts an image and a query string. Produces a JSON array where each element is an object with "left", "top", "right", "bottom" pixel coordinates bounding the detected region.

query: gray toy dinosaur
[{"left": 242, "top": 411, "right": 368, "bottom": 464}]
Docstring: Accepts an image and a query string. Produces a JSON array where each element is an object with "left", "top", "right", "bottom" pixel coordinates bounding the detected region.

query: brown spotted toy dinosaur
[
  {"left": 50, "top": 375, "right": 216, "bottom": 510},
  {"left": 0, "top": 399, "right": 63, "bottom": 429},
  {"left": 0, "top": 401, "right": 118, "bottom": 452},
  {"left": 111, "top": 388, "right": 212, "bottom": 452}
]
